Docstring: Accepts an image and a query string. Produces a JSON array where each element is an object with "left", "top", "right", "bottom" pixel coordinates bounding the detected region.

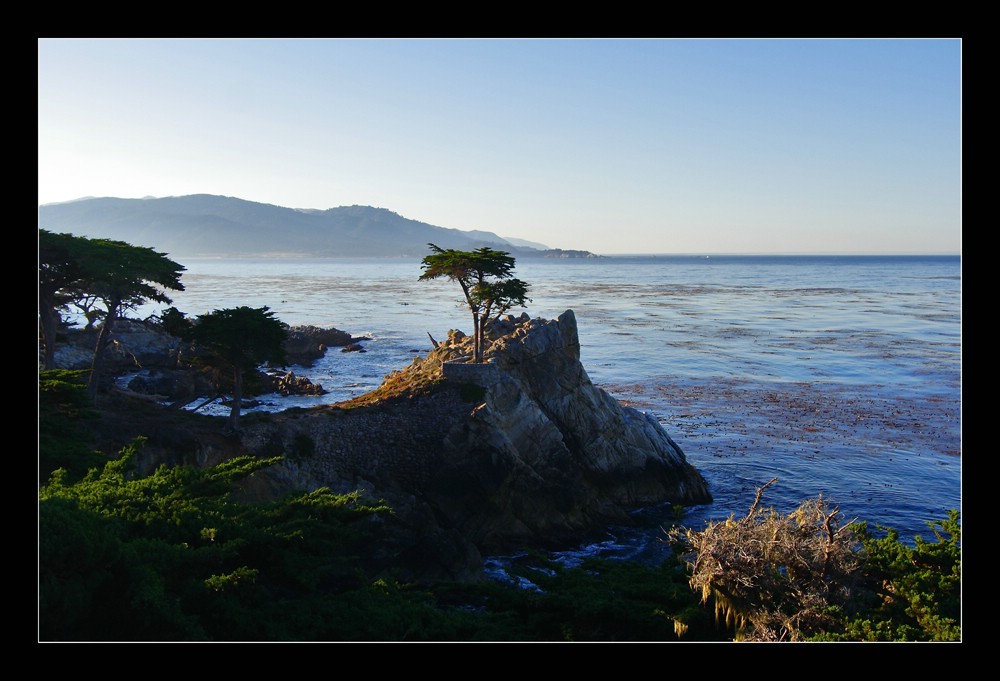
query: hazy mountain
[
  {"left": 502, "top": 236, "right": 551, "bottom": 250},
  {"left": 37, "top": 194, "right": 577, "bottom": 259}
]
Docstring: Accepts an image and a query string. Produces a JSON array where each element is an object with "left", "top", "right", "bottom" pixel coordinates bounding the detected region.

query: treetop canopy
[{"left": 418, "top": 244, "right": 518, "bottom": 284}]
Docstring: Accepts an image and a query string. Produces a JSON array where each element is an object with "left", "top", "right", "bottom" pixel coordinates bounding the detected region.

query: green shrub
[
  {"left": 816, "top": 510, "right": 961, "bottom": 642},
  {"left": 459, "top": 382, "right": 487, "bottom": 403},
  {"left": 38, "top": 441, "right": 396, "bottom": 641},
  {"left": 38, "top": 369, "right": 108, "bottom": 481}
]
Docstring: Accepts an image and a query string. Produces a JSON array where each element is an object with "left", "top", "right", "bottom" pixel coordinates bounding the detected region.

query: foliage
[
  {"left": 158, "top": 305, "right": 193, "bottom": 337},
  {"left": 419, "top": 243, "right": 530, "bottom": 363},
  {"left": 186, "top": 306, "right": 287, "bottom": 371},
  {"left": 38, "top": 369, "right": 109, "bottom": 481},
  {"left": 815, "top": 510, "right": 962, "bottom": 641},
  {"left": 37, "top": 230, "right": 186, "bottom": 397},
  {"left": 39, "top": 230, "right": 89, "bottom": 369},
  {"left": 36, "top": 389, "right": 710, "bottom": 642},
  {"left": 667, "top": 478, "right": 961, "bottom": 642},
  {"left": 75, "top": 236, "right": 185, "bottom": 318},
  {"left": 81, "top": 237, "right": 185, "bottom": 399},
  {"left": 39, "top": 441, "right": 397, "bottom": 641},
  {"left": 185, "top": 306, "right": 288, "bottom": 431}
]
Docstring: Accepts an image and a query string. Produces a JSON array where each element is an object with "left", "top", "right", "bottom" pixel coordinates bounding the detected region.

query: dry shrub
[{"left": 666, "top": 478, "right": 864, "bottom": 641}]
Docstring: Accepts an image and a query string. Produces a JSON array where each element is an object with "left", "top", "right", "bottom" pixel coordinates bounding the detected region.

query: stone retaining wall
[{"left": 441, "top": 360, "right": 500, "bottom": 388}]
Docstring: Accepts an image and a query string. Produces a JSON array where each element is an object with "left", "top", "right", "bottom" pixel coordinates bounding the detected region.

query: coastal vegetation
[
  {"left": 38, "top": 372, "right": 960, "bottom": 642},
  {"left": 668, "top": 478, "right": 961, "bottom": 642},
  {"left": 39, "top": 230, "right": 185, "bottom": 399},
  {"left": 37, "top": 232, "right": 960, "bottom": 642},
  {"left": 166, "top": 305, "right": 289, "bottom": 432}
]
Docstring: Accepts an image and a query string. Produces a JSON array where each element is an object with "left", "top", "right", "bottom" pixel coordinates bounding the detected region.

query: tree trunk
[
  {"left": 228, "top": 365, "right": 243, "bottom": 432},
  {"left": 87, "top": 301, "right": 120, "bottom": 400},
  {"left": 471, "top": 312, "right": 482, "bottom": 363},
  {"left": 39, "top": 298, "right": 60, "bottom": 371},
  {"left": 476, "top": 315, "right": 492, "bottom": 364}
]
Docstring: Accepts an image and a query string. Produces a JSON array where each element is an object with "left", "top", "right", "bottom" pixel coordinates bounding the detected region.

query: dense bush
[
  {"left": 666, "top": 478, "right": 960, "bottom": 642},
  {"left": 39, "top": 441, "right": 393, "bottom": 640},
  {"left": 820, "top": 510, "right": 961, "bottom": 642},
  {"left": 38, "top": 369, "right": 109, "bottom": 480}
]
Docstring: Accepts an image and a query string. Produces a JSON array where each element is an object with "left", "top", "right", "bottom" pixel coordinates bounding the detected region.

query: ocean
[{"left": 133, "top": 254, "right": 962, "bottom": 559}]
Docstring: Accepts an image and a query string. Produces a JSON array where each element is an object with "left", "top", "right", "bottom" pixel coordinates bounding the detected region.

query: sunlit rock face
[
  {"left": 425, "top": 310, "right": 712, "bottom": 551},
  {"left": 236, "top": 310, "right": 712, "bottom": 579}
]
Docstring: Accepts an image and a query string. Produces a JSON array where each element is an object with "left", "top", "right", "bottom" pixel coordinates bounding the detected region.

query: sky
[{"left": 37, "top": 38, "right": 961, "bottom": 255}]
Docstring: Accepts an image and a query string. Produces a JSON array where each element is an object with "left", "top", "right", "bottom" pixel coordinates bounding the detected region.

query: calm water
[{"left": 135, "top": 255, "right": 962, "bottom": 555}]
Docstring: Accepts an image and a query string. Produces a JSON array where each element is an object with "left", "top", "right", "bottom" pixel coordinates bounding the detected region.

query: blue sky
[{"left": 37, "top": 38, "right": 961, "bottom": 255}]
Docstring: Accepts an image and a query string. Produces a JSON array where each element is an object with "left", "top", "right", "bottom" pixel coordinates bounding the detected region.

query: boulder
[
  {"left": 269, "top": 370, "right": 327, "bottom": 396},
  {"left": 126, "top": 367, "right": 216, "bottom": 401},
  {"left": 283, "top": 325, "right": 369, "bottom": 366},
  {"left": 51, "top": 319, "right": 188, "bottom": 373}
]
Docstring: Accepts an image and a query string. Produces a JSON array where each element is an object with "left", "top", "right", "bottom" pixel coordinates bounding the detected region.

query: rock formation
[
  {"left": 49, "top": 320, "right": 361, "bottom": 401},
  {"left": 283, "top": 325, "right": 370, "bottom": 366},
  {"left": 234, "top": 310, "right": 712, "bottom": 581}
]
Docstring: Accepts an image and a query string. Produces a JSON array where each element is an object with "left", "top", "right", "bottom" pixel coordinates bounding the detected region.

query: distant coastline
[{"left": 38, "top": 195, "right": 959, "bottom": 261}]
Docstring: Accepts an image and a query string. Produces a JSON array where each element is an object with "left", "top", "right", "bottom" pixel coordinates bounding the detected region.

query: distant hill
[
  {"left": 37, "top": 195, "right": 591, "bottom": 259},
  {"left": 502, "top": 236, "right": 551, "bottom": 250}
]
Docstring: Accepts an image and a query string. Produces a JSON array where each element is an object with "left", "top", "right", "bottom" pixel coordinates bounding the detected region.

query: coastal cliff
[{"left": 234, "top": 310, "right": 712, "bottom": 580}]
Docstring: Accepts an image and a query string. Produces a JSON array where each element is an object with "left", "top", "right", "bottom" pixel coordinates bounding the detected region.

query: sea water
[{"left": 133, "top": 255, "right": 961, "bottom": 556}]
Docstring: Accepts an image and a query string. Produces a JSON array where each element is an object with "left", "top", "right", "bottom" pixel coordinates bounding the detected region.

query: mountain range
[{"left": 37, "top": 194, "right": 595, "bottom": 259}]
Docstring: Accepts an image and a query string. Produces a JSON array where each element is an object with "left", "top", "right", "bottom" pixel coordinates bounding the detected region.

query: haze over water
[{"left": 136, "top": 254, "right": 961, "bottom": 554}]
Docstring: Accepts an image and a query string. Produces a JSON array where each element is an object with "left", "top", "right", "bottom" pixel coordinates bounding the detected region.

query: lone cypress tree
[{"left": 419, "top": 244, "right": 530, "bottom": 363}]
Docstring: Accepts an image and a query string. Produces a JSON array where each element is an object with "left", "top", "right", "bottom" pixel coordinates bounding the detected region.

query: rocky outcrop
[
  {"left": 50, "top": 319, "right": 189, "bottom": 375},
  {"left": 282, "top": 325, "right": 370, "bottom": 366},
  {"left": 429, "top": 310, "right": 712, "bottom": 548},
  {"left": 48, "top": 321, "right": 358, "bottom": 401},
  {"left": 270, "top": 370, "right": 328, "bottom": 396},
  {"left": 234, "top": 310, "right": 712, "bottom": 581}
]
